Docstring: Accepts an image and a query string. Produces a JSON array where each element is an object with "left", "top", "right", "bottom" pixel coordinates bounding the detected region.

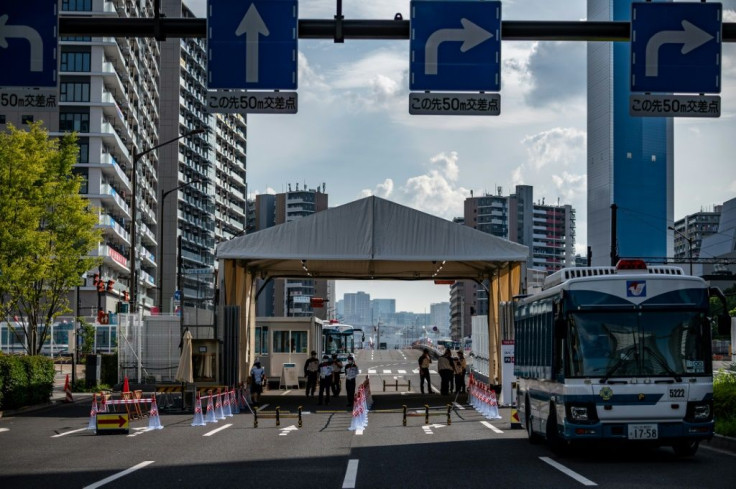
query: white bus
[{"left": 513, "top": 259, "right": 730, "bottom": 456}]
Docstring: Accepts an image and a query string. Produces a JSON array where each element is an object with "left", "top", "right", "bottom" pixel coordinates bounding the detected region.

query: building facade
[
  {"left": 587, "top": 0, "right": 674, "bottom": 265},
  {"left": 452, "top": 185, "right": 576, "bottom": 339},
  {"left": 670, "top": 205, "right": 722, "bottom": 275},
  {"left": 252, "top": 185, "right": 330, "bottom": 319},
  {"left": 159, "top": 0, "right": 247, "bottom": 318}
]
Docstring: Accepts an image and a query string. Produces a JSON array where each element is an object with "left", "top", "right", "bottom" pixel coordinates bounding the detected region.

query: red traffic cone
[
  {"left": 64, "top": 374, "right": 73, "bottom": 403},
  {"left": 122, "top": 376, "right": 130, "bottom": 393}
]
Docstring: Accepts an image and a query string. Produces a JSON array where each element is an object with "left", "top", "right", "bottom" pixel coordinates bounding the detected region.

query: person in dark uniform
[
  {"left": 318, "top": 355, "right": 333, "bottom": 405},
  {"left": 344, "top": 355, "right": 359, "bottom": 407},
  {"left": 418, "top": 348, "right": 432, "bottom": 394},
  {"left": 304, "top": 351, "right": 320, "bottom": 397}
]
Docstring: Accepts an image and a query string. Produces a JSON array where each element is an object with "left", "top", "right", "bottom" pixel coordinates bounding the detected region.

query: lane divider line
[
  {"left": 342, "top": 459, "right": 359, "bottom": 489},
  {"left": 83, "top": 460, "right": 154, "bottom": 489},
  {"left": 51, "top": 427, "right": 87, "bottom": 438},
  {"left": 481, "top": 421, "right": 503, "bottom": 433},
  {"left": 203, "top": 423, "right": 232, "bottom": 437},
  {"left": 539, "top": 457, "right": 597, "bottom": 486}
]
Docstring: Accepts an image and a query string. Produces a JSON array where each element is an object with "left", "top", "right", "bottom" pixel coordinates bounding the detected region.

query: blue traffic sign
[
  {"left": 631, "top": 2, "right": 721, "bottom": 94},
  {"left": 208, "top": 0, "right": 298, "bottom": 90},
  {"left": 410, "top": 1, "right": 501, "bottom": 92},
  {"left": 0, "top": 0, "right": 57, "bottom": 88}
]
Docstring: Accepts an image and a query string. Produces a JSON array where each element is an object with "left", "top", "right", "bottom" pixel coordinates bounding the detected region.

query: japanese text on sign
[
  {"left": 0, "top": 89, "right": 58, "bottom": 110},
  {"left": 207, "top": 90, "right": 297, "bottom": 114},
  {"left": 409, "top": 92, "right": 500, "bottom": 116},
  {"left": 629, "top": 94, "right": 720, "bottom": 118}
]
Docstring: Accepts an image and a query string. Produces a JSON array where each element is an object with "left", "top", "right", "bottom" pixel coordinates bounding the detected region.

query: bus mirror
[{"left": 717, "top": 314, "right": 731, "bottom": 336}]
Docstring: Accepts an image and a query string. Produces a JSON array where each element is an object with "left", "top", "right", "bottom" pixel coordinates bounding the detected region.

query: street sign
[
  {"left": 409, "top": 92, "right": 500, "bottom": 116},
  {"left": 0, "top": 0, "right": 58, "bottom": 87},
  {"left": 182, "top": 267, "right": 215, "bottom": 275},
  {"left": 629, "top": 94, "right": 720, "bottom": 118},
  {"left": 630, "top": 2, "right": 721, "bottom": 94},
  {"left": 410, "top": 1, "right": 501, "bottom": 92},
  {"left": 207, "top": 89, "right": 298, "bottom": 114},
  {"left": 96, "top": 413, "right": 129, "bottom": 434},
  {"left": 207, "top": 0, "right": 298, "bottom": 90}
]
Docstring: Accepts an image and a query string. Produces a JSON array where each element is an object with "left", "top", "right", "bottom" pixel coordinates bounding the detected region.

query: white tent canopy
[
  {"left": 216, "top": 196, "right": 529, "bottom": 385},
  {"left": 217, "top": 196, "right": 528, "bottom": 280}
]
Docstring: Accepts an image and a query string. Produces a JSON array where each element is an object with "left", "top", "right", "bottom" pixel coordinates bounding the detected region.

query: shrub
[
  {"left": 0, "top": 355, "right": 55, "bottom": 410},
  {"left": 0, "top": 355, "right": 30, "bottom": 408},
  {"left": 714, "top": 369, "right": 736, "bottom": 436},
  {"left": 21, "top": 356, "right": 54, "bottom": 405}
]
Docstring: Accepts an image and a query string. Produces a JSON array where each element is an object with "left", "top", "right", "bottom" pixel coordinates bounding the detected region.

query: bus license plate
[{"left": 628, "top": 424, "right": 658, "bottom": 440}]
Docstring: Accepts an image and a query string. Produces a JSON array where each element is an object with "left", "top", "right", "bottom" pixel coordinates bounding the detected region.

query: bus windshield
[
  {"left": 566, "top": 310, "right": 710, "bottom": 378},
  {"left": 323, "top": 327, "right": 355, "bottom": 358}
]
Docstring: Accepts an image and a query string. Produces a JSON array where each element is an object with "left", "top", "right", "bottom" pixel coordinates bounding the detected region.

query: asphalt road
[{"left": 1, "top": 349, "right": 735, "bottom": 489}]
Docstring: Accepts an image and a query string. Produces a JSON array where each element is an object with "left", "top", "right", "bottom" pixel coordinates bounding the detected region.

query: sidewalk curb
[
  {"left": 703, "top": 434, "right": 736, "bottom": 453},
  {"left": 0, "top": 394, "right": 93, "bottom": 419}
]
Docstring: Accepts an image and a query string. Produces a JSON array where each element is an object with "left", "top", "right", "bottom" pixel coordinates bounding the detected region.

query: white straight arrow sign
[
  {"left": 424, "top": 18, "right": 493, "bottom": 75},
  {"left": 235, "top": 4, "right": 269, "bottom": 84},
  {"left": 645, "top": 20, "right": 714, "bottom": 77},
  {"left": 0, "top": 14, "right": 44, "bottom": 72}
]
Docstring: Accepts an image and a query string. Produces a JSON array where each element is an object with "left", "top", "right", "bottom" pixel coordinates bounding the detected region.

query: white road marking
[
  {"left": 412, "top": 369, "right": 419, "bottom": 374},
  {"left": 51, "top": 427, "right": 87, "bottom": 438},
  {"left": 383, "top": 369, "right": 391, "bottom": 374},
  {"left": 257, "top": 403, "right": 270, "bottom": 411},
  {"left": 397, "top": 369, "right": 407, "bottom": 374},
  {"left": 83, "top": 460, "right": 154, "bottom": 489},
  {"left": 368, "top": 369, "right": 377, "bottom": 374},
  {"left": 280, "top": 390, "right": 291, "bottom": 396},
  {"left": 203, "top": 423, "right": 232, "bottom": 437},
  {"left": 453, "top": 402, "right": 465, "bottom": 410},
  {"left": 0, "top": 428, "right": 9, "bottom": 433},
  {"left": 539, "top": 457, "right": 597, "bottom": 486},
  {"left": 342, "top": 459, "right": 359, "bottom": 488},
  {"left": 481, "top": 421, "right": 503, "bottom": 433}
]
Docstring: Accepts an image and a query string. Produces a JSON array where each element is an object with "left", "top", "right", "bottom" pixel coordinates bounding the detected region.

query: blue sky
[{"left": 191, "top": 0, "right": 736, "bottom": 313}]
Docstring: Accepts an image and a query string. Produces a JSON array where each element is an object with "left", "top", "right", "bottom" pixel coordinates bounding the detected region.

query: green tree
[{"left": 0, "top": 123, "right": 101, "bottom": 355}]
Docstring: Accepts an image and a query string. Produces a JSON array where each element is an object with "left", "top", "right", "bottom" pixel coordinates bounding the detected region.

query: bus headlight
[
  {"left": 571, "top": 406, "right": 589, "bottom": 421},
  {"left": 686, "top": 401, "right": 712, "bottom": 421},
  {"left": 566, "top": 403, "right": 598, "bottom": 423}
]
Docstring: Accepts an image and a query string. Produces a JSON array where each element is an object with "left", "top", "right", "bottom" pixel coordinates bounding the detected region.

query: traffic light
[
  {"left": 106, "top": 279, "right": 115, "bottom": 292},
  {"left": 310, "top": 297, "right": 325, "bottom": 308},
  {"left": 92, "top": 273, "right": 100, "bottom": 286},
  {"left": 97, "top": 281, "right": 105, "bottom": 293}
]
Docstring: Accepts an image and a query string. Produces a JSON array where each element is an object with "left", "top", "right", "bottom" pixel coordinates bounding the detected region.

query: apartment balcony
[
  {"left": 97, "top": 183, "right": 131, "bottom": 217},
  {"left": 97, "top": 214, "right": 130, "bottom": 244},
  {"left": 93, "top": 243, "right": 129, "bottom": 274},
  {"left": 98, "top": 120, "right": 131, "bottom": 162}
]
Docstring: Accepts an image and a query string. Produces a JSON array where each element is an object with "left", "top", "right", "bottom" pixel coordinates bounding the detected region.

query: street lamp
[
  {"left": 128, "top": 128, "right": 205, "bottom": 312},
  {"left": 668, "top": 225, "right": 693, "bottom": 275},
  {"left": 158, "top": 176, "right": 204, "bottom": 312}
]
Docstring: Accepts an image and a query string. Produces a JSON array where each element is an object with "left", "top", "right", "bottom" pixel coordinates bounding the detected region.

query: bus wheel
[
  {"left": 526, "top": 399, "right": 542, "bottom": 444},
  {"left": 546, "top": 408, "right": 569, "bottom": 455},
  {"left": 672, "top": 439, "right": 699, "bottom": 457}
]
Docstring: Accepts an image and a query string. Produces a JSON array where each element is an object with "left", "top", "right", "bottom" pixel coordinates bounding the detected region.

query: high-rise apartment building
[
  {"left": 671, "top": 205, "right": 722, "bottom": 275},
  {"left": 587, "top": 0, "right": 673, "bottom": 265},
  {"left": 451, "top": 185, "right": 576, "bottom": 339},
  {"left": 1, "top": 0, "right": 246, "bottom": 322},
  {"left": 159, "top": 0, "right": 247, "bottom": 315},
  {"left": 429, "top": 302, "right": 450, "bottom": 335},
  {"left": 371, "top": 299, "right": 396, "bottom": 323},
  {"left": 252, "top": 185, "right": 330, "bottom": 319}
]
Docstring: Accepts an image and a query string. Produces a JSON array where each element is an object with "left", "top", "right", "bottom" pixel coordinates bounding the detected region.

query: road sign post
[
  {"left": 207, "top": 0, "right": 298, "bottom": 90},
  {"left": 409, "top": 1, "right": 501, "bottom": 93},
  {"left": 630, "top": 1, "right": 722, "bottom": 94},
  {"left": 0, "top": 0, "right": 58, "bottom": 88}
]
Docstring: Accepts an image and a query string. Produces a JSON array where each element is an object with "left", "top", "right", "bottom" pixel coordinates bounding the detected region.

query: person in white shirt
[
  {"left": 318, "top": 355, "right": 333, "bottom": 406},
  {"left": 250, "top": 361, "right": 266, "bottom": 406}
]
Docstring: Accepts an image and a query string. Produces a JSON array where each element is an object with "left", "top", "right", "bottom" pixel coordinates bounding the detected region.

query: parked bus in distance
[
  {"left": 513, "top": 259, "right": 731, "bottom": 456},
  {"left": 320, "top": 319, "right": 362, "bottom": 367}
]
